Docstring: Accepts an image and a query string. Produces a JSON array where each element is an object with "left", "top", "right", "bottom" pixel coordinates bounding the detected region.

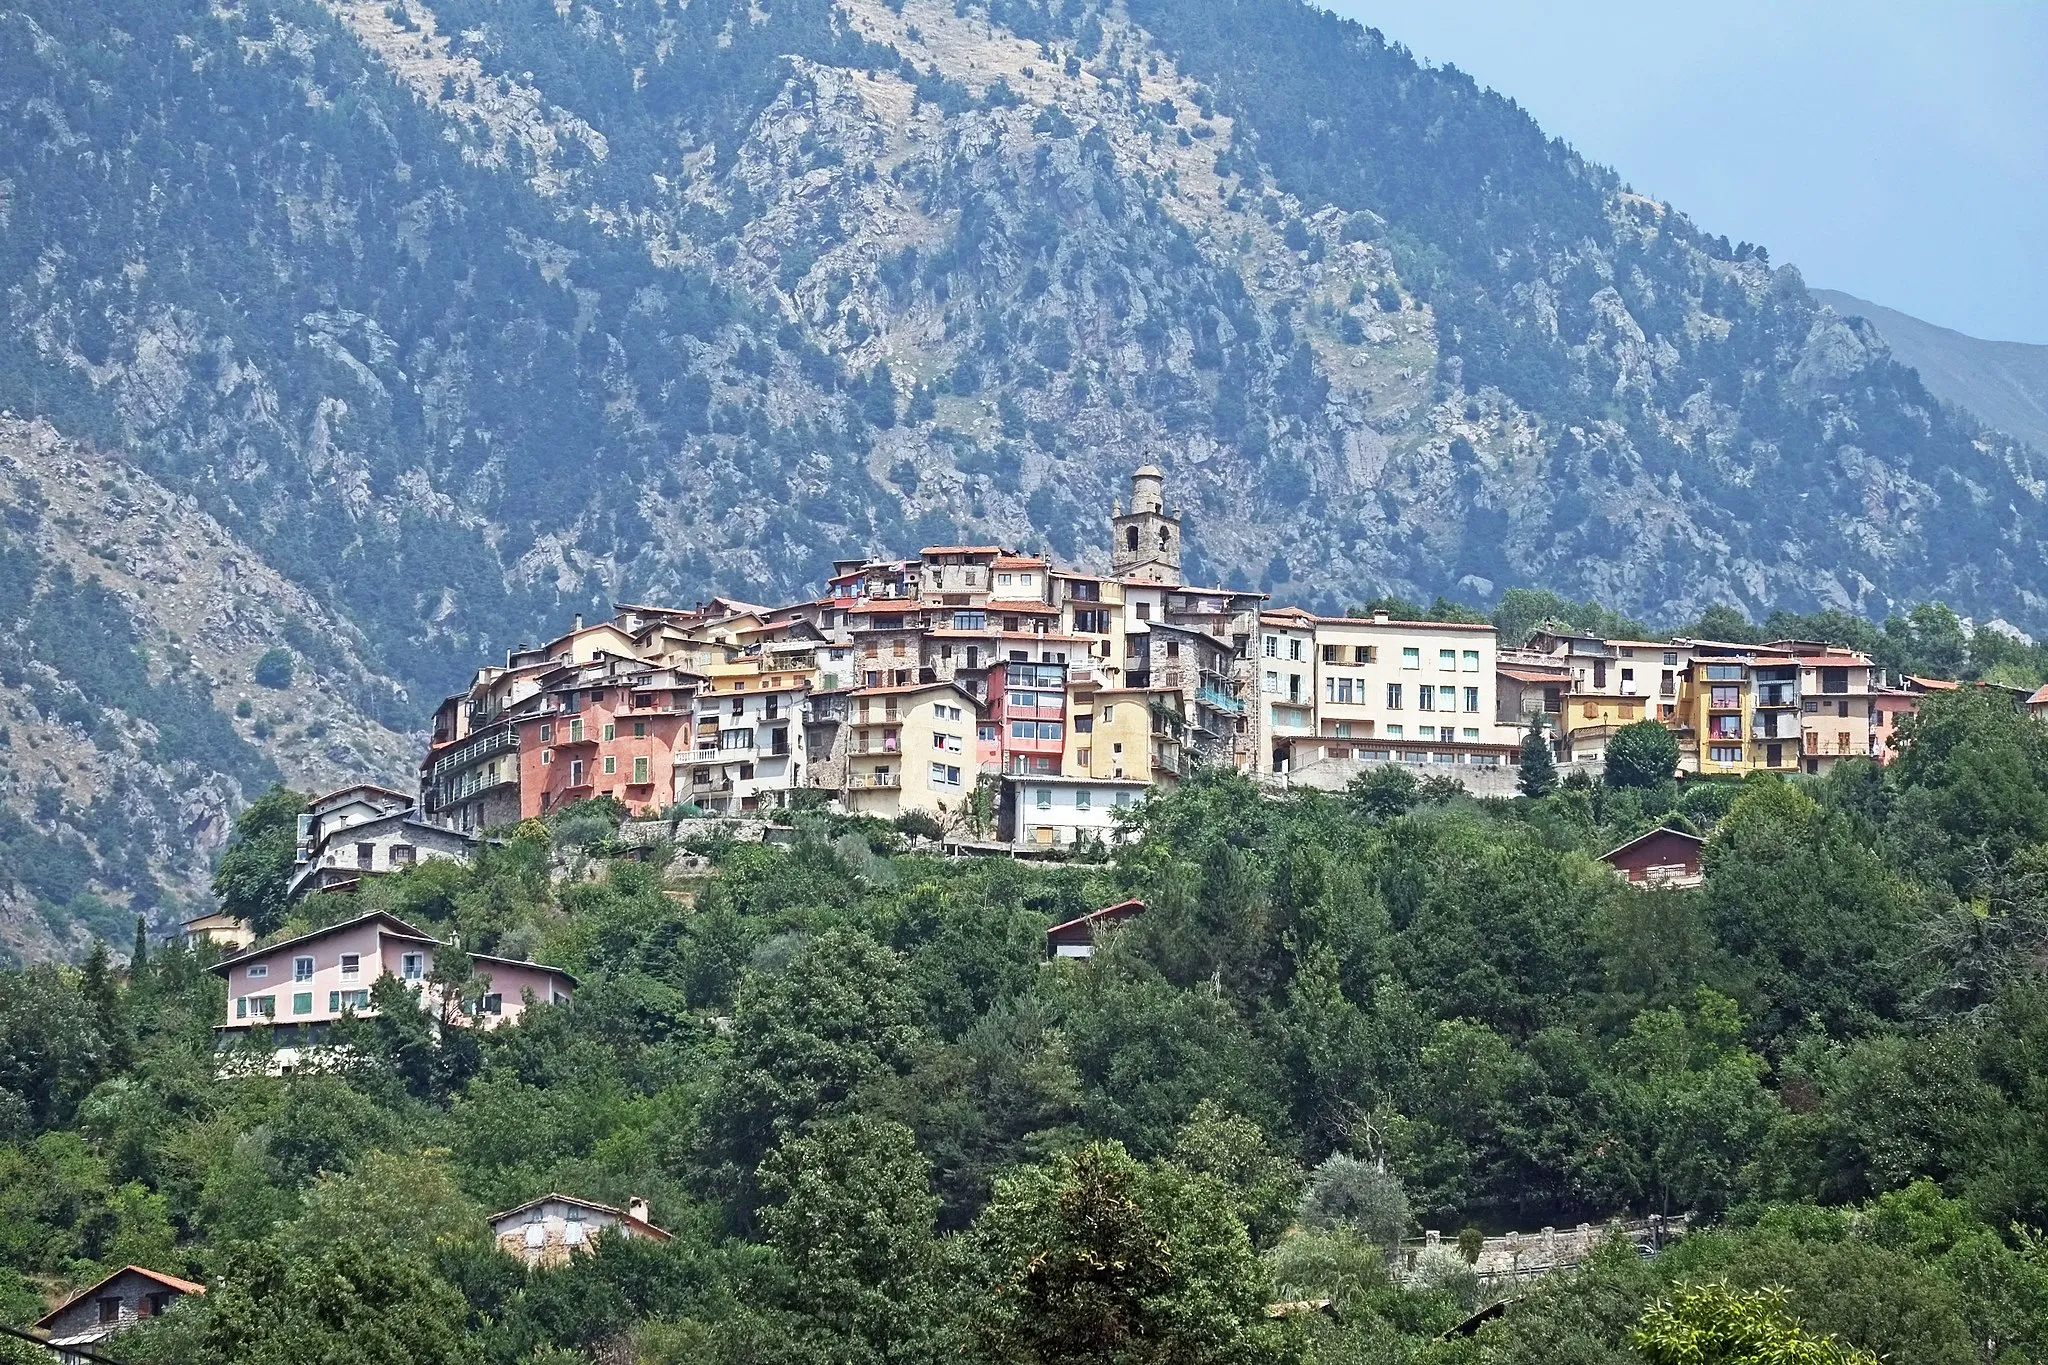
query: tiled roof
[{"left": 35, "top": 1266, "right": 206, "bottom": 1328}]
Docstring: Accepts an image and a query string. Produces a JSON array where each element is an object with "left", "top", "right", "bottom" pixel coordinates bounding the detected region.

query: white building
[
  {"left": 1002, "top": 774, "right": 1151, "bottom": 851},
  {"left": 288, "top": 785, "right": 478, "bottom": 900}
]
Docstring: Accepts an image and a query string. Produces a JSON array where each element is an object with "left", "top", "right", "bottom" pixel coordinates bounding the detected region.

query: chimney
[
  {"left": 1373, "top": 609, "right": 1391, "bottom": 624},
  {"left": 628, "top": 1196, "right": 651, "bottom": 1224},
  {"left": 573, "top": 614, "right": 584, "bottom": 631}
]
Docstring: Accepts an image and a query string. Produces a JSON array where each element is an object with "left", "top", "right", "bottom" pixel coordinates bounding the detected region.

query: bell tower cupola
[{"left": 1109, "top": 464, "right": 1183, "bottom": 586}]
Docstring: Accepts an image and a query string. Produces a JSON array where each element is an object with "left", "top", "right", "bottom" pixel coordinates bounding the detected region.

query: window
[
  {"left": 1115, "top": 790, "right": 1134, "bottom": 807},
  {"left": 1011, "top": 720, "right": 1032, "bottom": 739},
  {"left": 570, "top": 759, "right": 585, "bottom": 784},
  {"left": 633, "top": 720, "right": 647, "bottom": 738},
  {"left": 293, "top": 991, "right": 313, "bottom": 1015},
  {"left": 246, "top": 963, "right": 269, "bottom": 981},
  {"left": 634, "top": 756, "right": 650, "bottom": 784},
  {"left": 603, "top": 755, "right": 617, "bottom": 775},
  {"left": 954, "top": 611, "right": 986, "bottom": 630},
  {"left": 1074, "top": 714, "right": 1094, "bottom": 734},
  {"left": 1419, "top": 726, "right": 1437, "bottom": 740},
  {"left": 1165, "top": 640, "right": 1180, "bottom": 659},
  {"left": 540, "top": 722, "right": 553, "bottom": 742},
  {"left": 1321, "top": 644, "right": 1338, "bottom": 664},
  {"left": 1134, "top": 602, "right": 1151, "bottom": 621},
  {"left": 978, "top": 723, "right": 998, "bottom": 742},
  {"left": 1402, "top": 647, "right": 1420, "bottom": 669},
  {"left": 568, "top": 718, "right": 583, "bottom": 742},
  {"left": 247, "top": 994, "right": 276, "bottom": 1019},
  {"left": 1705, "top": 664, "right": 1743, "bottom": 682},
  {"left": 930, "top": 761, "right": 954, "bottom": 788},
  {"left": 1263, "top": 635, "right": 1278, "bottom": 658},
  {"left": 1463, "top": 650, "right": 1481, "bottom": 672},
  {"left": 293, "top": 955, "right": 313, "bottom": 982},
  {"left": 390, "top": 844, "right": 415, "bottom": 867},
  {"left": 1462, "top": 727, "right": 1480, "bottom": 740},
  {"left": 1709, "top": 685, "right": 1741, "bottom": 709},
  {"left": 1102, "top": 705, "right": 1115, "bottom": 721},
  {"left": 1709, "top": 745, "right": 1744, "bottom": 764},
  {"left": 1036, "top": 788, "right": 1052, "bottom": 810},
  {"left": 355, "top": 842, "right": 375, "bottom": 869},
  {"left": 480, "top": 994, "right": 504, "bottom": 1016},
  {"left": 1463, "top": 686, "right": 1480, "bottom": 712},
  {"left": 602, "top": 723, "right": 616, "bottom": 741},
  {"left": 340, "top": 953, "right": 361, "bottom": 982},
  {"left": 1264, "top": 670, "right": 1278, "bottom": 693},
  {"left": 1354, "top": 645, "right": 1375, "bottom": 664},
  {"left": 1386, "top": 724, "right": 1404, "bottom": 738},
  {"left": 1075, "top": 790, "right": 1092, "bottom": 810},
  {"left": 1386, "top": 683, "right": 1403, "bottom": 709},
  {"left": 1078, "top": 747, "right": 1091, "bottom": 766},
  {"left": 1288, "top": 638, "right": 1303, "bottom": 661},
  {"left": 97, "top": 1297, "right": 122, "bottom": 1325},
  {"left": 1038, "top": 722, "right": 1063, "bottom": 741},
  {"left": 401, "top": 952, "right": 425, "bottom": 981},
  {"left": 1417, "top": 686, "right": 1434, "bottom": 711},
  {"left": 731, "top": 696, "right": 745, "bottom": 715}
]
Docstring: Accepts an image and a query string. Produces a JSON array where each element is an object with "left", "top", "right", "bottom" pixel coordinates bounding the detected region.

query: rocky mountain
[
  {"left": 4, "top": 0, "right": 2048, "bottom": 948},
  {"left": 1812, "top": 289, "right": 2048, "bottom": 459}
]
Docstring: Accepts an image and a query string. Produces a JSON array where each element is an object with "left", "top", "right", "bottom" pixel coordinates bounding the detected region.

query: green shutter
[{"left": 294, "top": 992, "right": 312, "bottom": 1015}]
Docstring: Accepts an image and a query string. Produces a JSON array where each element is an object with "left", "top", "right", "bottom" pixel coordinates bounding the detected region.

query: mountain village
[{"left": 249, "top": 467, "right": 1996, "bottom": 905}]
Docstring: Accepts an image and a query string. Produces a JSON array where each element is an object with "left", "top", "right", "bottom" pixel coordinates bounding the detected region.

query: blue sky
[{"left": 1322, "top": 1, "right": 2048, "bottom": 343}]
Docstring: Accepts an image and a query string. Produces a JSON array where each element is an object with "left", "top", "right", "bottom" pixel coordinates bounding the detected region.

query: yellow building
[
  {"left": 1066, "top": 686, "right": 1160, "bottom": 783},
  {"left": 1687, "top": 646, "right": 1803, "bottom": 775},
  {"left": 842, "top": 682, "right": 984, "bottom": 820}
]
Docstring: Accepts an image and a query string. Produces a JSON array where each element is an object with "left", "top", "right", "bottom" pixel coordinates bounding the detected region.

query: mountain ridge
[
  {"left": 5, "top": 0, "right": 2048, "bottom": 942},
  {"left": 1812, "top": 288, "right": 2048, "bottom": 458}
]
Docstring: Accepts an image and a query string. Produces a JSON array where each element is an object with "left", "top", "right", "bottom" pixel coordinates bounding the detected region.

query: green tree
[
  {"left": 1888, "top": 687, "right": 2048, "bottom": 888},
  {"left": 1605, "top": 720, "right": 1680, "bottom": 789},
  {"left": 1632, "top": 1283, "right": 1879, "bottom": 1365},
  {"left": 706, "top": 929, "right": 923, "bottom": 1215},
  {"left": 757, "top": 1115, "right": 947, "bottom": 1358},
  {"left": 1519, "top": 716, "right": 1558, "bottom": 797},
  {"left": 210, "top": 786, "right": 308, "bottom": 936},
  {"left": 251, "top": 646, "right": 294, "bottom": 689},
  {"left": 967, "top": 1141, "right": 1288, "bottom": 1365}
]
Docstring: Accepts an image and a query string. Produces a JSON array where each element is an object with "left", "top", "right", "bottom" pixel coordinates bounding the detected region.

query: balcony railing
[
  {"left": 1196, "top": 686, "right": 1246, "bottom": 715},
  {"left": 429, "top": 726, "right": 519, "bottom": 781},
  {"left": 853, "top": 773, "right": 902, "bottom": 789}
]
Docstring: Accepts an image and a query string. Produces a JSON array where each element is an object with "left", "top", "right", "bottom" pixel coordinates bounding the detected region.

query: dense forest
[{"left": 4, "top": 683, "right": 2048, "bottom": 1362}]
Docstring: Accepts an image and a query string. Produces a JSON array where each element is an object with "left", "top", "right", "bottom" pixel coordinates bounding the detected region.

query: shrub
[
  {"left": 1299, "top": 1154, "right": 1408, "bottom": 1248},
  {"left": 253, "top": 647, "right": 294, "bottom": 690}
]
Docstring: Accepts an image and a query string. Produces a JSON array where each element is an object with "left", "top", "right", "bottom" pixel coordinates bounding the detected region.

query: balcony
[
  {"left": 428, "top": 765, "right": 516, "bottom": 812},
  {"left": 853, "top": 772, "right": 902, "bottom": 789},
  {"left": 428, "top": 726, "right": 520, "bottom": 781},
  {"left": 1196, "top": 685, "right": 1246, "bottom": 715},
  {"left": 1755, "top": 684, "right": 1800, "bottom": 708}
]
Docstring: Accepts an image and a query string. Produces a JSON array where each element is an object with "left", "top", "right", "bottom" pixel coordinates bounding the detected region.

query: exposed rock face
[
  {"left": 2, "top": 0, "right": 2047, "bottom": 954},
  {"left": 0, "top": 418, "right": 415, "bottom": 959}
]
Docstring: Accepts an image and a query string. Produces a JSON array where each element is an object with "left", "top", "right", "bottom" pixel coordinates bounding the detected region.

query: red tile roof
[{"left": 35, "top": 1266, "right": 206, "bottom": 1328}]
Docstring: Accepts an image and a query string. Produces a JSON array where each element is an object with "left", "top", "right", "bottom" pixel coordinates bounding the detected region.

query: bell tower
[{"left": 1109, "top": 464, "right": 1183, "bottom": 586}]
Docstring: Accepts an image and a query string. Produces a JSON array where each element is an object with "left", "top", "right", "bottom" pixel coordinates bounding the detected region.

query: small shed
[
  {"left": 488, "top": 1194, "right": 672, "bottom": 1268},
  {"left": 1599, "top": 827, "right": 1706, "bottom": 889},
  {"left": 1045, "top": 898, "right": 1146, "bottom": 959},
  {"left": 34, "top": 1265, "right": 204, "bottom": 1359}
]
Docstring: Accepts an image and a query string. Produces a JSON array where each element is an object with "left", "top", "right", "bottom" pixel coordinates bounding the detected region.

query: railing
[
  {"left": 1196, "top": 686, "right": 1246, "bottom": 715},
  {"left": 429, "top": 766, "right": 516, "bottom": 812},
  {"left": 853, "top": 773, "right": 901, "bottom": 789},
  {"left": 428, "top": 726, "right": 519, "bottom": 781},
  {"left": 1755, "top": 685, "right": 1800, "bottom": 708}
]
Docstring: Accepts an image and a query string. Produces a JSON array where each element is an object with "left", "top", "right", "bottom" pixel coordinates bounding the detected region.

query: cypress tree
[{"left": 1518, "top": 716, "right": 1558, "bottom": 797}]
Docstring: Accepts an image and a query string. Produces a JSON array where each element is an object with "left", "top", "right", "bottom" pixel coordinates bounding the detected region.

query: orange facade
[{"left": 517, "top": 684, "right": 690, "bottom": 817}]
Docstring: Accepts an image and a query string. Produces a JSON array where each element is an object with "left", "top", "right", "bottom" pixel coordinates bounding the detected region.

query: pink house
[{"left": 210, "top": 911, "right": 574, "bottom": 1057}]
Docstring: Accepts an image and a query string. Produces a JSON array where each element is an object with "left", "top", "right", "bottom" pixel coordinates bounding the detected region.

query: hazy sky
[{"left": 1321, "top": 1, "right": 2048, "bottom": 344}]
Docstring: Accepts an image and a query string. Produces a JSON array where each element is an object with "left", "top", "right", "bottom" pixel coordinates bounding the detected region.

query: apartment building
[
  {"left": 1001, "top": 774, "right": 1152, "bottom": 851},
  {"left": 1249, "top": 608, "right": 1509, "bottom": 785},
  {"left": 683, "top": 653, "right": 812, "bottom": 815},
  {"left": 840, "top": 681, "right": 984, "bottom": 820},
  {"left": 1789, "top": 646, "right": 1878, "bottom": 773}
]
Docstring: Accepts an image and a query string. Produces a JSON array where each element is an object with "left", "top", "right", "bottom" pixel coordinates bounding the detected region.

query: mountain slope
[
  {"left": 1812, "top": 289, "right": 2048, "bottom": 457},
  {"left": 3, "top": 0, "right": 2048, "bottom": 929},
  {"left": 0, "top": 417, "right": 415, "bottom": 960}
]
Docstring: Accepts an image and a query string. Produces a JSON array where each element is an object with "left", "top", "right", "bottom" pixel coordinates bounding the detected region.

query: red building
[
  {"left": 516, "top": 673, "right": 693, "bottom": 817},
  {"left": 990, "top": 660, "right": 1070, "bottom": 776}
]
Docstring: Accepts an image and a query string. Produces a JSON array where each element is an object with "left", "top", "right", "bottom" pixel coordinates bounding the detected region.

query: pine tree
[
  {"left": 1518, "top": 716, "right": 1558, "bottom": 797},
  {"left": 79, "top": 939, "right": 133, "bottom": 1072},
  {"left": 131, "top": 914, "right": 149, "bottom": 970}
]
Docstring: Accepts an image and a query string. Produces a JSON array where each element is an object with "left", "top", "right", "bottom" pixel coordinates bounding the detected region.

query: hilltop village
[{"left": 377, "top": 468, "right": 1939, "bottom": 860}]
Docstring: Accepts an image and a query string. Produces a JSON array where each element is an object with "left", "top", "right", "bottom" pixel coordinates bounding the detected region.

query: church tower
[{"left": 1108, "top": 464, "right": 1183, "bottom": 586}]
